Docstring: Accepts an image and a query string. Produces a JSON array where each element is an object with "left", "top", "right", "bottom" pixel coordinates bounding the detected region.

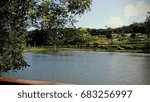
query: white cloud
[
  {"left": 124, "top": 1, "right": 150, "bottom": 18},
  {"left": 107, "top": 16, "right": 124, "bottom": 28}
]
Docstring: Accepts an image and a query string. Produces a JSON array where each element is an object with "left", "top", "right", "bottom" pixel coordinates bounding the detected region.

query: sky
[{"left": 74, "top": 0, "right": 150, "bottom": 29}]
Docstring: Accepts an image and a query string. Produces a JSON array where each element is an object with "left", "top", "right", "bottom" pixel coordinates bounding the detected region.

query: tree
[
  {"left": 105, "top": 27, "right": 113, "bottom": 44},
  {"left": 129, "top": 22, "right": 146, "bottom": 34},
  {"left": 29, "top": 0, "right": 92, "bottom": 51},
  {"left": 0, "top": 0, "right": 92, "bottom": 74},
  {"left": 27, "top": 29, "right": 48, "bottom": 46},
  {"left": 130, "top": 33, "right": 137, "bottom": 44},
  {"left": 78, "top": 28, "right": 91, "bottom": 45},
  {"left": 59, "top": 28, "right": 80, "bottom": 45},
  {"left": 0, "top": 0, "right": 33, "bottom": 74},
  {"left": 145, "top": 12, "right": 150, "bottom": 52}
]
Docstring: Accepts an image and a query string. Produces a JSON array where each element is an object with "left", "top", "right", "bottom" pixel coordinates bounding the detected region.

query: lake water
[{"left": 3, "top": 51, "right": 150, "bottom": 85}]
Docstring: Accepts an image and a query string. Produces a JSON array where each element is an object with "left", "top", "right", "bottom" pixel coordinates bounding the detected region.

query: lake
[{"left": 3, "top": 51, "right": 150, "bottom": 85}]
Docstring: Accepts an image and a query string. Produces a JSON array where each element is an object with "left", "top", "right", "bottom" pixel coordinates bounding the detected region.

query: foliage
[
  {"left": 0, "top": 0, "right": 92, "bottom": 74},
  {"left": 29, "top": 0, "right": 92, "bottom": 48},
  {"left": 60, "top": 28, "right": 80, "bottom": 45},
  {"left": 77, "top": 28, "right": 92, "bottom": 44},
  {"left": 129, "top": 33, "right": 137, "bottom": 44},
  {"left": 27, "top": 29, "right": 48, "bottom": 46},
  {"left": 87, "top": 22, "right": 146, "bottom": 37},
  {"left": 145, "top": 12, "right": 150, "bottom": 52},
  {"left": 0, "top": 0, "right": 32, "bottom": 74},
  {"left": 130, "top": 33, "right": 136, "bottom": 39},
  {"left": 90, "top": 36, "right": 108, "bottom": 44}
]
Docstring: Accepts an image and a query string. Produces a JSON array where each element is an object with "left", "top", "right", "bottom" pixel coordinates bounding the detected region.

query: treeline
[
  {"left": 27, "top": 28, "right": 80, "bottom": 46},
  {"left": 27, "top": 22, "right": 147, "bottom": 47},
  {"left": 88, "top": 22, "right": 146, "bottom": 36}
]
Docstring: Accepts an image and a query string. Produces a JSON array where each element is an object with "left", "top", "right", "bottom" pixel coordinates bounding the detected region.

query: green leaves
[
  {"left": 0, "top": 0, "right": 30, "bottom": 74},
  {"left": 0, "top": 0, "right": 92, "bottom": 74},
  {"left": 145, "top": 12, "right": 150, "bottom": 52},
  {"left": 68, "top": 0, "right": 92, "bottom": 15},
  {"left": 33, "top": 0, "right": 92, "bottom": 47},
  {"left": 29, "top": 8, "right": 37, "bottom": 15},
  {"left": 41, "top": 1, "right": 51, "bottom": 8},
  {"left": 78, "top": 28, "right": 92, "bottom": 44},
  {"left": 0, "top": 31, "right": 28, "bottom": 74}
]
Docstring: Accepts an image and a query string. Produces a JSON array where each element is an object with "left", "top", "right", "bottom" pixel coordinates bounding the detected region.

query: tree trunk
[{"left": 148, "top": 34, "right": 150, "bottom": 52}]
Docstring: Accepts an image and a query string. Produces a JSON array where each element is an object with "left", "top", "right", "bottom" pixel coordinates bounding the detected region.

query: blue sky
[{"left": 75, "top": 0, "right": 150, "bottom": 29}]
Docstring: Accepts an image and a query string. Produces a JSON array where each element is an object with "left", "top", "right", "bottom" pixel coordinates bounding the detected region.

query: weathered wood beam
[{"left": 0, "top": 77, "right": 70, "bottom": 85}]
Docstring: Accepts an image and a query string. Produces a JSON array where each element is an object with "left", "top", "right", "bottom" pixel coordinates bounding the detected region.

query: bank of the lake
[{"left": 25, "top": 47, "right": 146, "bottom": 54}]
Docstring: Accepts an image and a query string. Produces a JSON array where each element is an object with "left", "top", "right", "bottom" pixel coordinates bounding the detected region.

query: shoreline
[{"left": 24, "top": 47, "right": 149, "bottom": 54}]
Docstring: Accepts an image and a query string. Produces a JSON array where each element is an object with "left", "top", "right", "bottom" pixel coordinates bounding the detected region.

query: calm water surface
[{"left": 3, "top": 51, "right": 150, "bottom": 85}]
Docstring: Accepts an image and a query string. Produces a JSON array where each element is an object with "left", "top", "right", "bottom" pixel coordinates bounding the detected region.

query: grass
[
  {"left": 25, "top": 46, "right": 146, "bottom": 54},
  {"left": 25, "top": 47, "right": 52, "bottom": 53}
]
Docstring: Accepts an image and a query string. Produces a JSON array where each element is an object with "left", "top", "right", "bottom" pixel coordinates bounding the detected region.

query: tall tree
[
  {"left": 0, "top": 0, "right": 33, "bottom": 74},
  {"left": 29, "top": 0, "right": 92, "bottom": 51},
  {"left": 145, "top": 12, "right": 150, "bottom": 52},
  {"left": 0, "top": 0, "right": 92, "bottom": 74}
]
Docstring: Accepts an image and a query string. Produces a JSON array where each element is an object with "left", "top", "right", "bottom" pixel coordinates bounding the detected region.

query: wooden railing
[{"left": 0, "top": 77, "right": 69, "bottom": 85}]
